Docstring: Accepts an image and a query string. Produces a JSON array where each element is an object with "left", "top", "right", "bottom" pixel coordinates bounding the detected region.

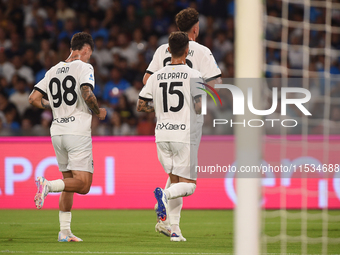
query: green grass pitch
[{"left": 0, "top": 210, "right": 339, "bottom": 255}]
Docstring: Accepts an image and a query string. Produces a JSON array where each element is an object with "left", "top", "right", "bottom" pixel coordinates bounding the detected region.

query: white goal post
[{"left": 234, "top": 0, "right": 263, "bottom": 254}]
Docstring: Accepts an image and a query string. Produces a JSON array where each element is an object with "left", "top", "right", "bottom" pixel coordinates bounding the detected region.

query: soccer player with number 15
[
  {"left": 138, "top": 31, "right": 205, "bottom": 241},
  {"left": 143, "top": 8, "right": 222, "bottom": 238}
]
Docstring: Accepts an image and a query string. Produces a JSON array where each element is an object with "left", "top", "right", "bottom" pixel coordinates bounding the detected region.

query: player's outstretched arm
[
  {"left": 136, "top": 99, "right": 154, "bottom": 113},
  {"left": 29, "top": 90, "right": 50, "bottom": 109},
  {"left": 81, "top": 85, "right": 107, "bottom": 120}
]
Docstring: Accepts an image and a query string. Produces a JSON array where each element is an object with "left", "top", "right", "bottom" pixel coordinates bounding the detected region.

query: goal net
[{"left": 261, "top": 0, "right": 340, "bottom": 254}]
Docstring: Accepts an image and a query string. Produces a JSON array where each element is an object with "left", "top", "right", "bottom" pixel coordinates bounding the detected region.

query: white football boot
[
  {"left": 155, "top": 220, "right": 171, "bottom": 237},
  {"left": 170, "top": 232, "right": 187, "bottom": 242}
]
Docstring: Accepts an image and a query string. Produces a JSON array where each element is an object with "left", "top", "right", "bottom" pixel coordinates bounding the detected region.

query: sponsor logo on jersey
[
  {"left": 53, "top": 116, "right": 76, "bottom": 123},
  {"left": 156, "top": 122, "right": 186, "bottom": 130},
  {"left": 89, "top": 74, "right": 94, "bottom": 81}
]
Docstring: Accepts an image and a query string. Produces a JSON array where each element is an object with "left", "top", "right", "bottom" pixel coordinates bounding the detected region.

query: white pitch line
[
  {"left": 265, "top": 254, "right": 340, "bottom": 255},
  {"left": 0, "top": 222, "right": 228, "bottom": 225},
  {"left": 2, "top": 222, "right": 339, "bottom": 225},
  {"left": 1, "top": 252, "right": 340, "bottom": 255},
  {"left": 0, "top": 251, "right": 230, "bottom": 255}
]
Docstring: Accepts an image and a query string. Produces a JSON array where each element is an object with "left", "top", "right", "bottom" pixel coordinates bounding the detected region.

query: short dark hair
[
  {"left": 168, "top": 32, "right": 189, "bottom": 58},
  {"left": 70, "top": 32, "right": 94, "bottom": 51},
  {"left": 175, "top": 8, "right": 199, "bottom": 32}
]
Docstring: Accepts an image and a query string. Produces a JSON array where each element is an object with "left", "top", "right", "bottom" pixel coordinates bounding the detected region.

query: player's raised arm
[{"left": 80, "top": 84, "right": 106, "bottom": 120}]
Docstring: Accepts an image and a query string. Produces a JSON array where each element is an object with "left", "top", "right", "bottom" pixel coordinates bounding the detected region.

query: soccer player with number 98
[{"left": 28, "top": 32, "right": 107, "bottom": 242}]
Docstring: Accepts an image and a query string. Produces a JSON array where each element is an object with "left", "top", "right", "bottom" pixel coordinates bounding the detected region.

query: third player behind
[{"left": 137, "top": 31, "right": 205, "bottom": 241}]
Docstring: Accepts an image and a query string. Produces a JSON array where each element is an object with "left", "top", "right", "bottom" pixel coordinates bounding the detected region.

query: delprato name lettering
[{"left": 157, "top": 72, "right": 188, "bottom": 80}]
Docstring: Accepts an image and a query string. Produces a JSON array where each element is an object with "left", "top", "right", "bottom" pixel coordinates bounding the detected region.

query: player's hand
[{"left": 96, "top": 108, "right": 107, "bottom": 120}]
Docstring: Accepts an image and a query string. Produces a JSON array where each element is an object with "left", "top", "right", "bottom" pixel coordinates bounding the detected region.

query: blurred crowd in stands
[
  {"left": 264, "top": 0, "right": 340, "bottom": 135},
  {"left": 0, "top": 0, "right": 340, "bottom": 136}
]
